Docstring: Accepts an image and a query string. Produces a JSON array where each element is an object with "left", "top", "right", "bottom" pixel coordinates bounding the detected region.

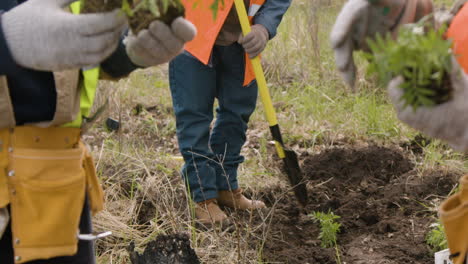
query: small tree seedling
[
  {"left": 80, "top": 0, "right": 185, "bottom": 33},
  {"left": 365, "top": 22, "right": 454, "bottom": 110},
  {"left": 80, "top": 0, "right": 224, "bottom": 34},
  {"left": 311, "top": 211, "right": 342, "bottom": 264},
  {"left": 426, "top": 221, "right": 448, "bottom": 253},
  {"left": 127, "top": 0, "right": 185, "bottom": 34}
]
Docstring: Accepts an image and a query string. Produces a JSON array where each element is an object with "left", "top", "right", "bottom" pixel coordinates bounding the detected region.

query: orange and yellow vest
[{"left": 182, "top": 0, "right": 266, "bottom": 86}]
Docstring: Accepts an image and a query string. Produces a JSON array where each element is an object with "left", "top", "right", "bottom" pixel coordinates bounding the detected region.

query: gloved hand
[
  {"left": 238, "top": 24, "right": 269, "bottom": 59},
  {"left": 124, "top": 17, "right": 196, "bottom": 67},
  {"left": 387, "top": 58, "right": 468, "bottom": 152},
  {"left": 330, "top": 0, "right": 433, "bottom": 90},
  {"left": 440, "top": 174, "right": 468, "bottom": 264},
  {"left": 1, "top": 0, "right": 127, "bottom": 71},
  {"left": 0, "top": 208, "right": 8, "bottom": 239}
]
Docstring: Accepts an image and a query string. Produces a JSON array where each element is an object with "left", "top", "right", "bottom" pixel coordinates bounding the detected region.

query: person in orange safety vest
[{"left": 169, "top": 0, "right": 291, "bottom": 227}]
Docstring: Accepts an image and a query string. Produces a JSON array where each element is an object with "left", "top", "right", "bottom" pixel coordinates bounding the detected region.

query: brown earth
[
  {"left": 127, "top": 233, "right": 200, "bottom": 264},
  {"left": 240, "top": 144, "right": 460, "bottom": 264},
  {"left": 129, "top": 1, "right": 185, "bottom": 34},
  {"left": 119, "top": 142, "right": 460, "bottom": 263}
]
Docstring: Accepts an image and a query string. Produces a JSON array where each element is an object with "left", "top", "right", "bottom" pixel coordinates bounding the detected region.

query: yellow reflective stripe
[
  {"left": 70, "top": 2, "right": 81, "bottom": 14},
  {"left": 62, "top": 67, "right": 100, "bottom": 128},
  {"left": 80, "top": 67, "right": 100, "bottom": 118},
  {"left": 63, "top": 2, "right": 101, "bottom": 128},
  {"left": 62, "top": 114, "right": 83, "bottom": 128}
]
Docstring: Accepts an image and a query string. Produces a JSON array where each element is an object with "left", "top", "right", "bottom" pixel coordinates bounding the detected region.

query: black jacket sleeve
[
  {"left": 0, "top": 12, "right": 21, "bottom": 75},
  {"left": 100, "top": 31, "right": 140, "bottom": 79}
]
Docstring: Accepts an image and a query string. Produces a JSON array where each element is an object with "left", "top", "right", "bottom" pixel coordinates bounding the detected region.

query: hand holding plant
[
  {"left": 80, "top": 0, "right": 224, "bottom": 33},
  {"left": 366, "top": 25, "right": 453, "bottom": 109},
  {"left": 80, "top": 0, "right": 185, "bottom": 33},
  {"left": 387, "top": 57, "right": 468, "bottom": 152},
  {"left": 364, "top": 14, "right": 468, "bottom": 151},
  {"left": 79, "top": 0, "right": 196, "bottom": 67},
  {"left": 124, "top": 17, "right": 196, "bottom": 67}
]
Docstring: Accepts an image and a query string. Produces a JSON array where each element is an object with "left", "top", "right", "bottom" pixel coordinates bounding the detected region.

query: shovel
[{"left": 233, "top": 0, "right": 308, "bottom": 206}]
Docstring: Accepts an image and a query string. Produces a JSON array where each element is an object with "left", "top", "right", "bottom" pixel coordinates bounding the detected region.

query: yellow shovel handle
[
  {"left": 233, "top": 0, "right": 285, "bottom": 158},
  {"left": 233, "top": 0, "right": 277, "bottom": 127}
]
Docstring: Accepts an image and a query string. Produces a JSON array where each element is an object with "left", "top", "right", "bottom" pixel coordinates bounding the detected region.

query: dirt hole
[{"left": 249, "top": 145, "right": 459, "bottom": 264}]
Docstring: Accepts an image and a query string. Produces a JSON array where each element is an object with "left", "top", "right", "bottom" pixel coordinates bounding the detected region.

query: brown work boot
[
  {"left": 194, "top": 199, "right": 229, "bottom": 227},
  {"left": 217, "top": 189, "right": 266, "bottom": 210}
]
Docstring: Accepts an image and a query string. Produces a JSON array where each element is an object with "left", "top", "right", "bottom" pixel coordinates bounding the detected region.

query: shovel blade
[{"left": 283, "top": 149, "right": 308, "bottom": 206}]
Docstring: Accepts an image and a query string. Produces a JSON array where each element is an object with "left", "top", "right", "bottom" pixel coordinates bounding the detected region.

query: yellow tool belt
[{"left": 0, "top": 126, "right": 104, "bottom": 263}]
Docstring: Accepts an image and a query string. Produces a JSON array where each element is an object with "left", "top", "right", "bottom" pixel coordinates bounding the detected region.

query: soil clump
[{"left": 128, "top": 233, "right": 200, "bottom": 264}]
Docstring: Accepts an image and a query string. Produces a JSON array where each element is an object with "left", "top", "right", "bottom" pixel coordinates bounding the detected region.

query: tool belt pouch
[
  {"left": 8, "top": 146, "right": 86, "bottom": 263},
  {"left": 82, "top": 144, "right": 105, "bottom": 215},
  {"left": 439, "top": 174, "right": 468, "bottom": 264}
]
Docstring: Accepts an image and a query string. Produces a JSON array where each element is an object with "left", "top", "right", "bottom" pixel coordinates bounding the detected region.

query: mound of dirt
[
  {"left": 128, "top": 233, "right": 200, "bottom": 264},
  {"left": 249, "top": 145, "right": 460, "bottom": 264}
]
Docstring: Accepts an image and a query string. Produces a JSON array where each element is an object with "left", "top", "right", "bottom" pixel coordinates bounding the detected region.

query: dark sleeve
[
  {"left": 253, "top": 0, "right": 292, "bottom": 39},
  {"left": 0, "top": 12, "right": 21, "bottom": 75},
  {"left": 100, "top": 30, "right": 140, "bottom": 79}
]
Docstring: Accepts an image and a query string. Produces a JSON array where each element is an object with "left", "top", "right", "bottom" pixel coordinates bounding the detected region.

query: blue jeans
[{"left": 169, "top": 43, "right": 258, "bottom": 203}]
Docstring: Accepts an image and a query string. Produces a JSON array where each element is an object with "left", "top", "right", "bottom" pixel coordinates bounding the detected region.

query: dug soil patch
[{"left": 250, "top": 144, "right": 459, "bottom": 264}]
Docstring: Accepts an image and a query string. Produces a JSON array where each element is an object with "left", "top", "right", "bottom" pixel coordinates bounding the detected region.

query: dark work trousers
[
  {"left": 169, "top": 43, "right": 258, "bottom": 203},
  {"left": 0, "top": 198, "right": 95, "bottom": 264}
]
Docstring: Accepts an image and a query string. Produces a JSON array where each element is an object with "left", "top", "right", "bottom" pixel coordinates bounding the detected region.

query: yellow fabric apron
[{"left": 0, "top": 127, "right": 104, "bottom": 263}]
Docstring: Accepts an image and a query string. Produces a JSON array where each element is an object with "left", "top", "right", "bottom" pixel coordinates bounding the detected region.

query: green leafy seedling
[
  {"left": 426, "top": 221, "right": 448, "bottom": 253},
  {"left": 311, "top": 210, "right": 342, "bottom": 264},
  {"left": 128, "top": 0, "right": 185, "bottom": 33},
  {"left": 80, "top": 0, "right": 185, "bottom": 34},
  {"left": 365, "top": 22, "right": 454, "bottom": 110},
  {"left": 81, "top": 0, "right": 224, "bottom": 34}
]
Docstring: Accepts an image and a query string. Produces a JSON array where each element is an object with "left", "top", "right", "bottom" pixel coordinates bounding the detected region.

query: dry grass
[{"left": 87, "top": 0, "right": 468, "bottom": 263}]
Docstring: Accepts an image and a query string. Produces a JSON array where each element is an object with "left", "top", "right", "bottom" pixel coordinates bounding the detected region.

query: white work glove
[
  {"left": 124, "top": 17, "right": 196, "bottom": 67},
  {"left": 388, "top": 58, "right": 468, "bottom": 152},
  {"left": 1, "top": 0, "right": 127, "bottom": 71},
  {"left": 238, "top": 24, "right": 269, "bottom": 59},
  {"left": 330, "top": 0, "right": 433, "bottom": 90},
  {"left": 0, "top": 208, "right": 8, "bottom": 239}
]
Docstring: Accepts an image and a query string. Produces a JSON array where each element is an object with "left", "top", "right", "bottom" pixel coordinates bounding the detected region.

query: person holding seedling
[
  {"left": 0, "top": 0, "right": 195, "bottom": 263},
  {"left": 332, "top": 0, "right": 468, "bottom": 263},
  {"left": 168, "top": 0, "right": 291, "bottom": 227}
]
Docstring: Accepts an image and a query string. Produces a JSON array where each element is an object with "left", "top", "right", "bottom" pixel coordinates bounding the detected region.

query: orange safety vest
[
  {"left": 183, "top": 0, "right": 266, "bottom": 86},
  {"left": 447, "top": 3, "right": 468, "bottom": 73}
]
